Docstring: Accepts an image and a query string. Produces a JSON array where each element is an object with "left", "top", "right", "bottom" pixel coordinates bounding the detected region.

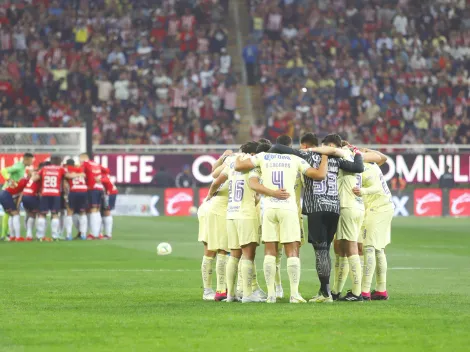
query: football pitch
[{"left": 0, "top": 217, "right": 469, "bottom": 352}]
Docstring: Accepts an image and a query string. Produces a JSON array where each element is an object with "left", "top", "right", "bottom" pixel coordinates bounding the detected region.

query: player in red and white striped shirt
[{"left": 31, "top": 156, "right": 83, "bottom": 241}]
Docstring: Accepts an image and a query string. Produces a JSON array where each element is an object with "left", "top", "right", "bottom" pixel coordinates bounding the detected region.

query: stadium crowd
[
  {"left": 0, "top": 0, "right": 237, "bottom": 145},
  {"left": 247, "top": 0, "right": 470, "bottom": 146}
]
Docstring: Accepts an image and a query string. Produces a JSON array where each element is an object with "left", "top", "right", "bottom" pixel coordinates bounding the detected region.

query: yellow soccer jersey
[
  {"left": 338, "top": 149, "right": 365, "bottom": 210},
  {"left": 249, "top": 166, "right": 263, "bottom": 222},
  {"left": 207, "top": 156, "right": 234, "bottom": 216},
  {"left": 250, "top": 152, "right": 310, "bottom": 213},
  {"left": 224, "top": 155, "right": 257, "bottom": 220},
  {"left": 361, "top": 163, "right": 394, "bottom": 212}
]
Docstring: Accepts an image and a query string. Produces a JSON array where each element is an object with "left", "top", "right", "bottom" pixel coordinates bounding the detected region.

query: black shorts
[{"left": 307, "top": 211, "right": 340, "bottom": 245}]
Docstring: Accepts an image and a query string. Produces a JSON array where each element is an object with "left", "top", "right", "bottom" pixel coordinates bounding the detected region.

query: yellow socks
[
  {"left": 263, "top": 255, "right": 276, "bottom": 298},
  {"left": 332, "top": 254, "right": 340, "bottom": 293},
  {"left": 1, "top": 214, "right": 9, "bottom": 237},
  {"left": 216, "top": 253, "right": 227, "bottom": 292},
  {"left": 361, "top": 246, "right": 376, "bottom": 294},
  {"left": 333, "top": 256, "right": 349, "bottom": 294},
  {"left": 376, "top": 249, "right": 387, "bottom": 292},
  {"left": 348, "top": 254, "right": 362, "bottom": 296},
  {"left": 360, "top": 254, "right": 365, "bottom": 273},
  {"left": 286, "top": 257, "right": 301, "bottom": 297},
  {"left": 201, "top": 256, "right": 214, "bottom": 290},
  {"left": 251, "top": 261, "right": 261, "bottom": 292},
  {"left": 241, "top": 259, "right": 254, "bottom": 297},
  {"left": 236, "top": 257, "right": 242, "bottom": 294},
  {"left": 226, "top": 256, "right": 240, "bottom": 297},
  {"left": 275, "top": 248, "right": 282, "bottom": 286}
]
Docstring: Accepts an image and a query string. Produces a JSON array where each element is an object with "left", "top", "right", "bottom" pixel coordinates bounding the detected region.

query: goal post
[{"left": 0, "top": 127, "right": 86, "bottom": 155}]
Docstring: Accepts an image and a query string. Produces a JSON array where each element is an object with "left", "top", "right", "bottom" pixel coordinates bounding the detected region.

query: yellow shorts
[
  {"left": 336, "top": 207, "right": 365, "bottom": 242},
  {"left": 227, "top": 218, "right": 260, "bottom": 249},
  {"left": 360, "top": 209, "right": 393, "bottom": 249},
  {"left": 206, "top": 212, "right": 228, "bottom": 252},
  {"left": 262, "top": 208, "right": 301, "bottom": 244},
  {"left": 197, "top": 203, "right": 208, "bottom": 243}
]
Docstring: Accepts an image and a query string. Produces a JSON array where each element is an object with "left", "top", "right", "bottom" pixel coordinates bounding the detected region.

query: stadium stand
[
  {"left": 0, "top": 0, "right": 236, "bottom": 145},
  {"left": 248, "top": 0, "right": 470, "bottom": 146}
]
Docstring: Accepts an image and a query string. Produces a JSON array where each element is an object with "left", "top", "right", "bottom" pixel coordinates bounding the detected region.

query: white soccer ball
[
  {"left": 157, "top": 242, "right": 172, "bottom": 256},
  {"left": 189, "top": 206, "right": 198, "bottom": 216}
]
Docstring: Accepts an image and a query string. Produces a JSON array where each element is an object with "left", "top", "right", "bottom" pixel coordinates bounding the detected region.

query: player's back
[
  {"left": 207, "top": 155, "right": 234, "bottom": 215},
  {"left": 82, "top": 161, "right": 104, "bottom": 190},
  {"left": 362, "top": 163, "right": 394, "bottom": 212},
  {"left": 66, "top": 165, "right": 87, "bottom": 192},
  {"left": 255, "top": 152, "right": 306, "bottom": 213},
  {"left": 226, "top": 155, "right": 257, "bottom": 219},
  {"left": 40, "top": 165, "right": 65, "bottom": 196},
  {"left": 338, "top": 149, "right": 364, "bottom": 210}
]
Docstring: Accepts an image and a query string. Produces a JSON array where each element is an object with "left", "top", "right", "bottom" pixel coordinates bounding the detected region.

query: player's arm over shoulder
[
  {"left": 234, "top": 153, "right": 257, "bottom": 172},
  {"left": 338, "top": 152, "right": 364, "bottom": 173},
  {"left": 299, "top": 154, "right": 328, "bottom": 180}
]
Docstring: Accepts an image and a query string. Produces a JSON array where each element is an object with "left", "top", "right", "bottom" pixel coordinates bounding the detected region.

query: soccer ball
[
  {"left": 189, "top": 206, "right": 198, "bottom": 216},
  {"left": 157, "top": 242, "right": 172, "bottom": 256}
]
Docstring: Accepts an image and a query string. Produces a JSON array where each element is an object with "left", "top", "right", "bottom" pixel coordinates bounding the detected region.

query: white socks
[
  {"left": 12, "top": 215, "right": 20, "bottom": 238},
  {"left": 26, "top": 216, "right": 35, "bottom": 238},
  {"left": 103, "top": 215, "right": 113, "bottom": 237},
  {"left": 36, "top": 217, "right": 46, "bottom": 239},
  {"left": 89, "top": 212, "right": 101, "bottom": 238},
  {"left": 65, "top": 215, "right": 73, "bottom": 238},
  {"left": 51, "top": 218, "right": 60, "bottom": 239},
  {"left": 72, "top": 214, "right": 80, "bottom": 231},
  {"left": 79, "top": 214, "right": 88, "bottom": 235}
]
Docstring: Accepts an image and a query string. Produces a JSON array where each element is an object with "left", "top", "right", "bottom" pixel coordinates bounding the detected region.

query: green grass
[{"left": 0, "top": 217, "right": 469, "bottom": 352}]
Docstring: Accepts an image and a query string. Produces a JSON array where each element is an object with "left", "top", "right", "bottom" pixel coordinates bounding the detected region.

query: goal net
[{"left": 0, "top": 128, "right": 86, "bottom": 155}]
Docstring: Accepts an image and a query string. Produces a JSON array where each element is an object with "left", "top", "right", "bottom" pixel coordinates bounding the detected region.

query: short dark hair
[
  {"left": 50, "top": 156, "right": 62, "bottom": 166},
  {"left": 43, "top": 161, "right": 51, "bottom": 167},
  {"left": 300, "top": 132, "right": 318, "bottom": 147},
  {"left": 276, "top": 135, "right": 292, "bottom": 147},
  {"left": 240, "top": 141, "right": 259, "bottom": 154},
  {"left": 66, "top": 159, "right": 75, "bottom": 166},
  {"left": 256, "top": 143, "right": 271, "bottom": 154},
  {"left": 258, "top": 138, "right": 272, "bottom": 146},
  {"left": 23, "top": 153, "right": 34, "bottom": 159},
  {"left": 322, "top": 134, "right": 342, "bottom": 147}
]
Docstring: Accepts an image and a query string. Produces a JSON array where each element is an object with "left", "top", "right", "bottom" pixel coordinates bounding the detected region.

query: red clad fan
[
  {"left": 0, "top": 177, "right": 29, "bottom": 241},
  {"left": 64, "top": 159, "right": 88, "bottom": 241},
  {"left": 79, "top": 153, "right": 104, "bottom": 240},
  {"left": 22, "top": 161, "right": 50, "bottom": 241},
  {"left": 101, "top": 167, "right": 118, "bottom": 239},
  {"left": 31, "top": 156, "right": 83, "bottom": 241}
]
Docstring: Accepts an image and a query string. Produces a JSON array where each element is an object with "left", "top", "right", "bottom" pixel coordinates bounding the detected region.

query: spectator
[
  {"left": 175, "top": 165, "right": 194, "bottom": 188},
  {"left": 152, "top": 166, "right": 175, "bottom": 188},
  {"left": 243, "top": 40, "right": 258, "bottom": 86},
  {"left": 251, "top": 119, "right": 266, "bottom": 141}
]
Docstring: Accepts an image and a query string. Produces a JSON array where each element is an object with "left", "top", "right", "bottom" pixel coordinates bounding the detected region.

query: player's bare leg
[
  {"left": 285, "top": 241, "right": 305, "bottom": 303},
  {"left": 263, "top": 242, "right": 278, "bottom": 303},
  {"left": 214, "top": 249, "right": 228, "bottom": 301},
  {"left": 201, "top": 243, "right": 216, "bottom": 301},
  {"left": 338, "top": 240, "right": 363, "bottom": 302},
  {"left": 226, "top": 248, "right": 241, "bottom": 302}
]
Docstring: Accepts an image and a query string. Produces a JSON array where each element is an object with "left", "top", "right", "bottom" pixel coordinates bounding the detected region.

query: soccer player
[
  {"left": 208, "top": 141, "right": 269, "bottom": 303},
  {"left": 1, "top": 153, "right": 34, "bottom": 240},
  {"left": 22, "top": 162, "right": 49, "bottom": 241},
  {"left": 268, "top": 133, "right": 364, "bottom": 302},
  {"left": 79, "top": 153, "right": 105, "bottom": 240},
  {"left": 0, "top": 177, "right": 29, "bottom": 241},
  {"left": 353, "top": 153, "right": 392, "bottom": 301},
  {"left": 101, "top": 167, "right": 118, "bottom": 240},
  {"left": 32, "top": 156, "right": 83, "bottom": 241},
  {"left": 236, "top": 136, "right": 329, "bottom": 303},
  {"left": 64, "top": 159, "right": 88, "bottom": 241}
]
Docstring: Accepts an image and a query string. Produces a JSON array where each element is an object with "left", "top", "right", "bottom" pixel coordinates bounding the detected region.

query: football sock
[
  {"left": 275, "top": 249, "right": 282, "bottom": 286},
  {"left": 103, "top": 215, "right": 113, "bottom": 237},
  {"left": 251, "top": 261, "right": 261, "bottom": 292},
  {"left": 334, "top": 256, "right": 349, "bottom": 294},
  {"left": 313, "top": 242, "right": 331, "bottom": 296},
  {"left": 12, "top": 215, "right": 20, "bottom": 238},
  {"left": 65, "top": 215, "right": 73, "bottom": 238},
  {"left": 332, "top": 254, "right": 340, "bottom": 293},
  {"left": 87, "top": 213, "right": 91, "bottom": 233},
  {"left": 348, "top": 254, "right": 362, "bottom": 296},
  {"left": 1, "top": 213, "right": 9, "bottom": 237},
  {"left": 26, "top": 217, "right": 35, "bottom": 238},
  {"left": 226, "top": 256, "right": 239, "bottom": 297},
  {"left": 241, "top": 259, "right": 254, "bottom": 297},
  {"left": 216, "top": 253, "right": 227, "bottom": 292},
  {"left": 201, "top": 256, "right": 214, "bottom": 290},
  {"left": 287, "top": 257, "right": 301, "bottom": 297},
  {"left": 360, "top": 254, "right": 365, "bottom": 273},
  {"left": 72, "top": 214, "right": 80, "bottom": 231},
  {"left": 36, "top": 217, "right": 46, "bottom": 239},
  {"left": 362, "top": 246, "right": 376, "bottom": 293},
  {"left": 8, "top": 217, "right": 12, "bottom": 236},
  {"left": 236, "top": 257, "right": 242, "bottom": 295},
  {"left": 79, "top": 214, "right": 88, "bottom": 236},
  {"left": 375, "top": 249, "right": 387, "bottom": 292},
  {"left": 59, "top": 213, "right": 65, "bottom": 236},
  {"left": 90, "top": 212, "right": 101, "bottom": 238},
  {"left": 51, "top": 218, "right": 60, "bottom": 239},
  {"left": 263, "top": 255, "right": 276, "bottom": 298}
]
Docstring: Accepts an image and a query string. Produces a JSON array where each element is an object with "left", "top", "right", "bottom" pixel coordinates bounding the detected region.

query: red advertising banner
[
  {"left": 199, "top": 188, "right": 210, "bottom": 205},
  {"left": 414, "top": 189, "right": 443, "bottom": 217},
  {"left": 164, "top": 188, "right": 194, "bottom": 216},
  {"left": 449, "top": 189, "right": 470, "bottom": 216}
]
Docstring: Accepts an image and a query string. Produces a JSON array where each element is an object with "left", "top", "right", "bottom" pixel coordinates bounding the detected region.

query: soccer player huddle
[
  {"left": 0, "top": 153, "right": 118, "bottom": 242},
  {"left": 198, "top": 133, "right": 393, "bottom": 303}
]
